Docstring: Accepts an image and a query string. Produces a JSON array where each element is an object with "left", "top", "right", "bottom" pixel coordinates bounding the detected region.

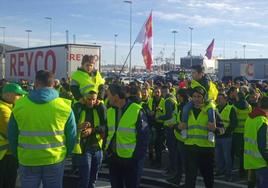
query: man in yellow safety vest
[
  {"left": 71, "top": 55, "right": 105, "bottom": 102},
  {"left": 244, "top": 96, "right": 268, "bottom": 188},
  {"left": 105, "top": 83, "right": 149, "bottom": 188},
  {"left": 72, "top": 90, "right": 106, "bottom": 188},
  {"left": 0, "top": 83, "right": 27, "bottom": 188},
  {"left": 8, "top": 70, "right": 76, "bottom": 188}
]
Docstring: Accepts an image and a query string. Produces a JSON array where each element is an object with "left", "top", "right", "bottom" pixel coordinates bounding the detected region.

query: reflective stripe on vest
[
  {"left": 13, "top": 96, "right": 71, "bottom": 166},
  {"left": 244, "top": 149, "right": 263, "bottom": 158},
  {"left": 117, "top": 127, "right": 136, "bottom": 133},
  {"left": 19, "top": 142, "right": 64, "bottom": 150},
  {"left": 106, "top": 103, "right": 141, "bottom": 158},
  {"left": 244, "top": 137, "right": 257, "bottom": 145},
  {"left": 187, "top": 125, "right": 208, "bottom": 131},
  {"left": 20, "top": 130, "right": 64, "bottom": 136},
  {"left": 185, "top": 102, "right": 215, "bottom": 148},
  {"left": 117, "top": 143, "right": 136, "bottom": 150},
  {"left": 244, "top": 116, "right": 267, "bottom": 169},
  {"left": 187, "top": 135, "right": 208, "bottom": 139}
]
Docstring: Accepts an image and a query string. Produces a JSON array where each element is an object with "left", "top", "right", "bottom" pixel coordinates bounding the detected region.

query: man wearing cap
[
  {"left": 71, "top": 55, "right": 105, "bottom": 102},
  {"left": 0, "top": 83, "right": 27, "bottom": 188},
  {"left": 8, "top": 70, "right": 76, "bottom": 188}
]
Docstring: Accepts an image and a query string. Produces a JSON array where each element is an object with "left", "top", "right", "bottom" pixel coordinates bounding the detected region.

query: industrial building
[{"left": 217, "top": 58, "right": 268, "bottom": 81}]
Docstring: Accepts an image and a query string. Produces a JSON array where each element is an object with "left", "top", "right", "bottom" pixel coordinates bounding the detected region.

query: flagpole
[
  {"left": 119, "top": 41, "right": 137, "bottom": 76},
  {"left": 119, "top": 11, "right": 152, "bottom": 77}
]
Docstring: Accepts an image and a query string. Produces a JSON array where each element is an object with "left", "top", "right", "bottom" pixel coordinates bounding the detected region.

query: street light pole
[
  {"left": 123, "top": 0, "right": 132, "bottom": 81},
  {"left": 172, "top": 30, "right": 178, "bottom": 70},
  {"left": 0, "top": 27, "right": 6, "bottom": 78},
  {"left": 73, "top": 34, "right": 76, "bottom": 44},
  {"left": 0, "top": 27, "right": 6, "bottom": 45},
  {"left": 45, "top": 17, "right": 52, "bottom": 46},
  {"left": 114, "top": 34, "right": 118, "bottom": 71},
  {"left": 0, "top": 26, "right": 6, "bottom": 57},
  {"left": 25, "top": 30, "right": 32, "bottom": 48},
  {"left": 189, "top": 27, "right": 193, "bottom": 68},
  {"left": 243, "top": 44, "right": 246, "bottom": 59},
  {"left": 66, "top": 30, "right": 69, "bottom": 44}
]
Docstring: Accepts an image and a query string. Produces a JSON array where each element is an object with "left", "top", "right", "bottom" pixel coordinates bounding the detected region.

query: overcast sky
[{"left": 1, "top": 0, "right": 268, "bottom": 67}]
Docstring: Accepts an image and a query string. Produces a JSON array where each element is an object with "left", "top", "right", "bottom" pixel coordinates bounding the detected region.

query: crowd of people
[{"left": 0, "top": 54, "right": 268, "bottom": 188}]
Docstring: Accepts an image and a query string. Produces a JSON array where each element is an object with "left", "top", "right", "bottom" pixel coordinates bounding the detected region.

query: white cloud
[
  {"left": 204, "top": 2, "right": 240, "bottom": 11},
  {"left": 166, "top": 0, "right": 183, "bottom": 3},
  {"left": 154, "top": 11, "right": 188, "bottom": 21},
  {"left": 235, "top": 41, "right": 267, "bottom": 48},
  {"left": 70, "top": 14, "right": 85, "bottom": 18},
  {"left": 154, "top": 10, "right": 268, "bottom": 28},
  {"left": 154, "top": 11, "right": 224, "bottom": 26}
]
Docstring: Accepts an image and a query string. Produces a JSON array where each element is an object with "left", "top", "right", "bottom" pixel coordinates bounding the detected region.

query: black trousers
[
  {"left": 154, "top": 127, "right": 165, "bottom": 164},
  {"left": 185, "top": 145, "right": 214, "bottom": 188},
  {"left": 0, "top": 154, "right": 18, "bottom": 188},
  {"left": 232, "top": 133, "right": 244, "bottom": 173},
  {"left": 108, "top": 155, "right": 142, "bottom": 188}
]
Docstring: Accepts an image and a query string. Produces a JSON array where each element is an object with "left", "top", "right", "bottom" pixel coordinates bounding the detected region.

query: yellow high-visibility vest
[
  {"left": 244, "top": 116, "right": 268, "bottom": 169},
  {"left": 71, "top": 70, "right": 105, "bottom": 95},
  {"left": 106, "top": 103, "right": 141, "bottom": 158},
  {"left": 13, "top": 96, "right": 71, "bottom": 166}
]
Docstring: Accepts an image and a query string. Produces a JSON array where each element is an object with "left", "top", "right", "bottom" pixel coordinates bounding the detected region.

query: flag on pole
[
  {"left": 135, "top": 12, "right": 153, "bottom": 71},
  {"left": 205, "top": 39, "right": 215, "bottom": 59}
]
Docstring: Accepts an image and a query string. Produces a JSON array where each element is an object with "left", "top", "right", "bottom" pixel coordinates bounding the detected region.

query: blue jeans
[
  {"left": 215, "top": 137, "right": 232, "bottom": 175},
  {"left": 74, "top": 149, "right": 103, "bottom": 188},
  {"left": 255, "top": 167, "right": 268, "bottom": 188},
  {"left": 19, "top": 161, "right": 65, "bottom": 188}
]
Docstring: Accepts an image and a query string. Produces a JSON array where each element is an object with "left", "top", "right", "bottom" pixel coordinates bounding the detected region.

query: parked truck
[{"left": 5, "top": 44, "right": 101, "bottom": 81}]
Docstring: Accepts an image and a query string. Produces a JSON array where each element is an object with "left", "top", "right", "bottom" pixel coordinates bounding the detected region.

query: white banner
[{"left": 240, "top": 63, "right": 254, "bottom": 79}]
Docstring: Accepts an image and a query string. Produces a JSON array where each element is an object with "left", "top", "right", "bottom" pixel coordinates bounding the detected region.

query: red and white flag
[{"left": 135, "top": 12, "right": 153, "bottom": 71}]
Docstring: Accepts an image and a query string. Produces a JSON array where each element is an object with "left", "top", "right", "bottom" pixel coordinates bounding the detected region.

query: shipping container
[{"left": 218, "top": 58, "right": 268, "bottom": 81}]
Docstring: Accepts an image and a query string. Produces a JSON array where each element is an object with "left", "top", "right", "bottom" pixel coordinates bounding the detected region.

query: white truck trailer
[{"left": 5, "top": 44, "right": 101, "bottom": 81}]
